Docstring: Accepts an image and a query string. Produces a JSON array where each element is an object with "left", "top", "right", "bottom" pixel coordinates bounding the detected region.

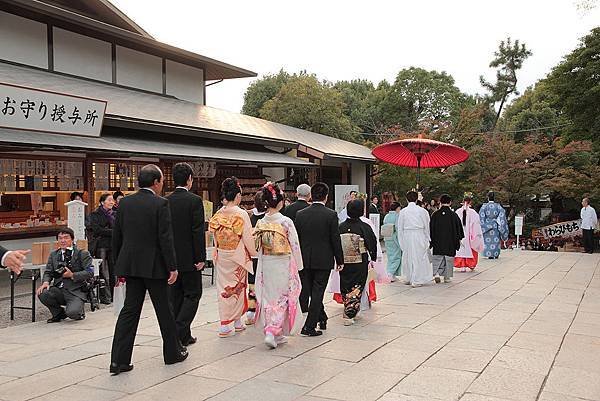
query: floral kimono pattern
[
  {"left": 254, "top": 213, "right": 303, "bottom": 336},
  {"left": 209, "top": 207, "right": 256, "bottom": 325}
]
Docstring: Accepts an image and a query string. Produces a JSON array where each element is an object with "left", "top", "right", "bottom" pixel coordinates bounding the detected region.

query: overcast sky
[{"left": 112, "top": 0, "right": 600, "bottom": 113}]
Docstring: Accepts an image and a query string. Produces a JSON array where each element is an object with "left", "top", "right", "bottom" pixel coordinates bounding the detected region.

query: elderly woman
[
  {"left": 383, "top": 202, "right": 402, "bottom": 281},
  {"left": 254, "top": 182, "right": 303, "bottom": 348},
  {"left": 209, "top": 177, "right": 257, "bottom": 337},
  {"left": 88, "top": 193, "right": 115, "bottom": 304}
]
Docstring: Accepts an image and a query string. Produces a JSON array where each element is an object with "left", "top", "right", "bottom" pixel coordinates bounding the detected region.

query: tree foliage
[
  {"left": 379, "top": 67, "right": 469, "bottom": 132},
  {"left": 241, "top": 70, "right": 290, "bottom": 117},
  {"left": 259, "top": 74, "right": 359, "bottom": 142},
  {"left": 545, "top": 27, "right": 600, "bottom": 146},
  {"left": 480, "top": 37, "right": 532, "bottom": 129}
]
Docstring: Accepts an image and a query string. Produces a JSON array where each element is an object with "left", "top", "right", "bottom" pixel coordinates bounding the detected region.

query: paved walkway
[{"left": 0, "top": 250, "right": 599, "bottom": 401}]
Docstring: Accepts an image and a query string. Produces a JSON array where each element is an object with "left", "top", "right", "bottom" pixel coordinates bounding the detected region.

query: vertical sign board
[
  {"left": 515, "top": 215, "right": 524, "bottom": 249},
  {"left": 334, "top": 185, "right": 359, "bottom": 213},
  {"left": 65, "top": 200, "right": 87, "bottom": 242},
  {"left": 515, "top": 215, "right": 524, "bottom": 236},
  {"left": 0, "top": 82, "right": 106, "bottom": 137}
]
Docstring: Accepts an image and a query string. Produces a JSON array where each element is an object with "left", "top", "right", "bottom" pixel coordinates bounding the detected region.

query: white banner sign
[
  {"left": 334, "top": 185, "right": 359, "bottom": 213},
  {"left": 515, "top": 215, "right": 524, "bottom": 236},
  {"left": 0, "top": 82, "right": 106, "bottom": 137},
  {"left": 539, "top": 219, "right": 582, "bottom": 239}
]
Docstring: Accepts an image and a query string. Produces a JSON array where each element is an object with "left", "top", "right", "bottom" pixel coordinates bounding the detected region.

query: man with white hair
[{"left": 283, "top": 183, "right": 311, "bottom": 223}]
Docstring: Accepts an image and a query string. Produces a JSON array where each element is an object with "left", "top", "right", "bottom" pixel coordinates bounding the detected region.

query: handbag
[
  {"left": 380, "top": 223, "right": 395, "bottom": 239},
  {"left": 367, "top": 265, "right": 377, "bottom": 282},
  {"left": 113, "top": 280, "right": 126, "bottom": 317}
]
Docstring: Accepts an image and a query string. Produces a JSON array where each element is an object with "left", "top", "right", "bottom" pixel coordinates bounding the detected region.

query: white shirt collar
[
  {"left": 314, "top": 201, "right": 326, "bottom": 205},
  {"left": 176, "top": 186, "right": 189, "bottom": 191},
  {"left": 141, "top": 187, "right": 155, "bottom": 195}
]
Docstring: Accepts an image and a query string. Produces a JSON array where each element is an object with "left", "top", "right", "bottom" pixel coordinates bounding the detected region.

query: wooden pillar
[
  {"left": 366, "top": 164, "right": 373, "bottom": 198},
  {"left": 84, "top": 155, "right": 95, "bottom": 209},
  {"left": 341, "top": 162, "right": 348, "bottom": 185}
]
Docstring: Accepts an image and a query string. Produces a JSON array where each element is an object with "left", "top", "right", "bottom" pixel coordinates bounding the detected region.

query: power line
[{"left": 359, "top": 122, "right": 572, "bottom": 136}]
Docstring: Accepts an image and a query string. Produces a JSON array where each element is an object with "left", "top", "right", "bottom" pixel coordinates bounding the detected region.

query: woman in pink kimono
[
  {"left": 209, "top": 177, "right": 257, "bottom": 337},
  {"left": 454, "top": 193, "right": 484, "bottom": 271},
  {"left": 254, "top": 182, "right": 303, "bottom": 349}
]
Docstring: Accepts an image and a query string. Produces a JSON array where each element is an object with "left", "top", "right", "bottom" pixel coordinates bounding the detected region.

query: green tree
[
  {"left": 379, "top": 67, "right": 469, "bottom": 132},
  {"left": 259, "top": 74, "right": 359, "bottom": 142},
  {"left": 480, "top": 37, "right": 532, "bottom": 129},
  {"left": 545, "top": 27, "right": 600, "bottom": 147},
  {"left": 241, "top": 69, "right": 290, "bottom": 117},
  {"left": 498, "top": 80, "right": 565, "bottom": 141},
  {"left": 333, "top": 79, "right": 375, "bottom": 133}
]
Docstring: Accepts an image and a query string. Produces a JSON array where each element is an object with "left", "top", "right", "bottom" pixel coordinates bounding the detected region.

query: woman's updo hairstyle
[
  {"left": 261, "top": 181, "right": 284, "bottom": 209},
  {"left": 347, "top": 199, "right": 365, "bottom": 219},
  {"left": 221, "top": 176, "right": 242, "bottom": 202}
]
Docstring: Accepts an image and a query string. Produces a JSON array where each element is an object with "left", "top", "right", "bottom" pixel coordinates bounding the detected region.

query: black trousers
[
  {"left": 38, "top": 286, "right": 85, "bottom": 320},
  {"left": 299, "top": 269, "right": 330, "bottom": 330},
  {"left": 583, "top": 229, "right": 595, "bottom": 253},
  {"left": 169, "top": 270, "right": 203, "bottom": 343},
  {"left": 111, "top": 277, "right": 182, "bottom": 365}
]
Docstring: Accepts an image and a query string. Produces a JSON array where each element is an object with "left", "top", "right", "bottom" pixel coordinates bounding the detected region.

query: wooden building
[{"left": 0, "top": 0, "right": 374, "bottom": 244}]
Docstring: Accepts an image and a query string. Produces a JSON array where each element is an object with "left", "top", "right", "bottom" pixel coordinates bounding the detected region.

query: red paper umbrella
[{"left": 372, "top": 135, "right": 469, "bottom": 189}]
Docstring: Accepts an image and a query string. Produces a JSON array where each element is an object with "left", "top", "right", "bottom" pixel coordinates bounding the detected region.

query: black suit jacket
[
  {"left": 282, "top": 199, "right": 310, "bottom": 223},
  {"left": 0, "top": 245, "right": 8, "bottom": 267},
  {"left": 166, "top": 188, "right": 206, "bottom": 272},
  {"left": 112, "top": 189, "right": 177, "bottom": 279},
  {"left": 295, "top": 203, "right": 344, "bottom": 270}
]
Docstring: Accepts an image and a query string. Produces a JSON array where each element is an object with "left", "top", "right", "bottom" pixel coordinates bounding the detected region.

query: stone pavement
[{"left": 0, "top": 250, "right": 599, "bottom": 401}]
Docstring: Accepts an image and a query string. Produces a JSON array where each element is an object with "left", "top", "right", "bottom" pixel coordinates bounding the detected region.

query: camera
[{"left": 52, "top": 262, "right": 68, "bottom": 279}]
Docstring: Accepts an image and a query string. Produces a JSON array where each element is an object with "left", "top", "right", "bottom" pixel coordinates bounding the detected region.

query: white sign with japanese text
[
  {"left": 515, "top": 215, "right": 524, "bottom": 236},
  {"left": 540, "top": 219, "right": 582, "bottom": 239},
  {"left": 0, "top": 82, "right": 106, "bottom": 137}
]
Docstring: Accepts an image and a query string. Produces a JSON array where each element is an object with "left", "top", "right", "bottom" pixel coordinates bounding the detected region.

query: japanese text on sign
[
  {"left": 0, "top": 82, "right": 106, "bottom": 137},
  {"left": 540, "top": 219, "right": 582, "bottom": 239}
]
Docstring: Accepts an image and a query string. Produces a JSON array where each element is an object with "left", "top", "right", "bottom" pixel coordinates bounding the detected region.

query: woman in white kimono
[
  {"left": 397, "top": 190, "right": 433, "bottom": 287},
  {"left": 454, "top": 193, "right": 484, "bottom": 271},
  {"left": 254, "top": 182, "right": 303, "bottom": 349}
]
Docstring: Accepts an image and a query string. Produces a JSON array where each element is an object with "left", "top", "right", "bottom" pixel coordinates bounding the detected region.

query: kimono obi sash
[
  {"left": 254, "top": 221, "right": 292, "bottom": 256},
  {"left": 209, "top": 213, "right": 244, "bottom": 251},
  {"left": 340, "top": 233, "right": 366, "bottom": 264}
]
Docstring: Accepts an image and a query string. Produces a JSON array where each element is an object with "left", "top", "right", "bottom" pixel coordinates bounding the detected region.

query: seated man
[{"left": 36, "top": 228, "right": 93, "bottom": 323}]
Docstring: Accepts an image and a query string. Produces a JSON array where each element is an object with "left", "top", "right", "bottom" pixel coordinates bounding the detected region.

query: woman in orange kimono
[{"left": 209, "top": 177, "right": 257, "bottom": 337}]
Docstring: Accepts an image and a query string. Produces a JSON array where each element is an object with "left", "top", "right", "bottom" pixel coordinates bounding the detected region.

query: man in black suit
[
  {"left": 282, "top": 183, "right": 311, "bottom": 223},
  {"left": 166, "top": 162, "right": 206, "bottom": 347},
  {"left": 110, "top": 164, "right": 187, "bottom": 375},
  {"left": 295, "top": 182, "right": 344, "bottom": 336},
  {"left": 0, "top": 245, "right": 29, "bottom": 274}
]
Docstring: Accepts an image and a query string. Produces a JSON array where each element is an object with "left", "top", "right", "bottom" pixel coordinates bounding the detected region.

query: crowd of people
[{"left": 2, "top": 162, "right": 599, "bottom": 378}]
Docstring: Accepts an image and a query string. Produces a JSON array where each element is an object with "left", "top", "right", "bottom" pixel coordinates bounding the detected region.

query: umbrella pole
[{"left": 416, "top": 158, "right": 421, "bottom": 191}]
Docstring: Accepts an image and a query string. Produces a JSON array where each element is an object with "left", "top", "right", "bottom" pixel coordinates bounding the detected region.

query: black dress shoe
[
  {"left": 318, "top": 321, "right": 327, "bottom": 331},
  {"left": 109, "top": 363, "right": 133, "bottom": 375},
  {"left": 300, "top": 327, "right": 323, "bottom": 337},
  {"left": 47, "top": 311, "right": 67, "bottom": 323},
  {"left": 182, "top": 337, "right": 197, "bottom": 346},
  {"left": 165, "top": 349, "right": 189, "bottom": 365}
]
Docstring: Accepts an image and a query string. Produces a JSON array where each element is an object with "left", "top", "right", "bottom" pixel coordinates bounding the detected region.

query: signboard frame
[{"left": 0, "top": 81, "right": 107, "bottom": 137}]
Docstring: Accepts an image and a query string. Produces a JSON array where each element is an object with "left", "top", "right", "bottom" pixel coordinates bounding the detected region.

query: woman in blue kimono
[
  {"left": 383, "top": 202, "right": 402, "bottom": 280},
  {"left": 479, "top": 192, "right": 509, "bottom": 259}
]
